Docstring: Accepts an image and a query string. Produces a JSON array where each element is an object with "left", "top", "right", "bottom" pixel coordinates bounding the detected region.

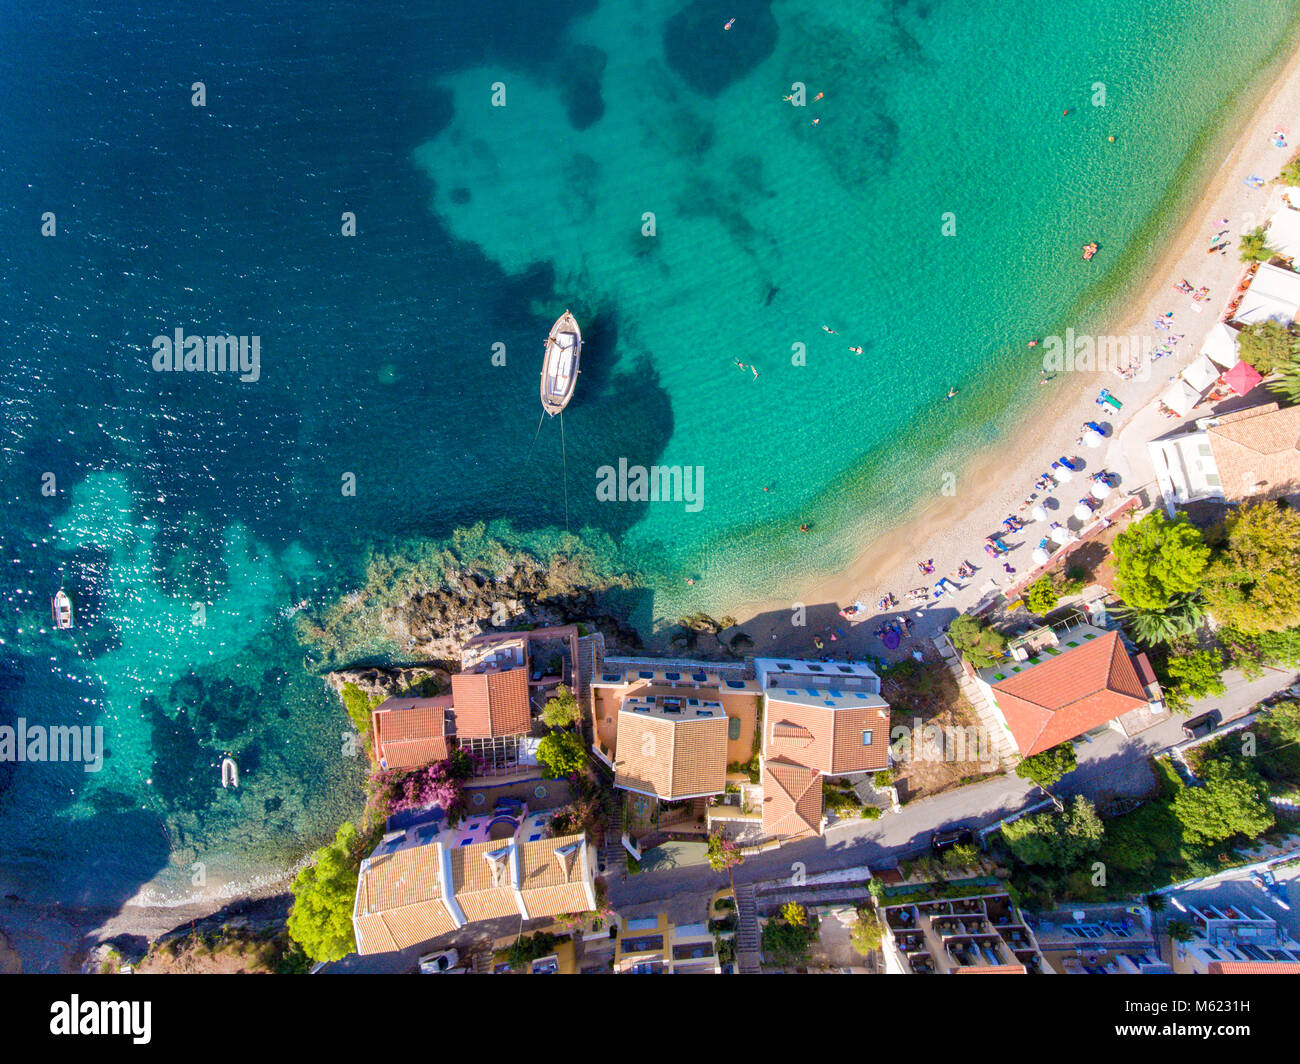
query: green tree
[
  {"left": 1112, "top": 512, "right": 1211, "bottom": 610},
  {"left": 1111, "top": 593, "right": 1207, "bottom": 647},
  {"left": 850, "top": 911, "right": 883, "bottom": 956},
  {"left": 287, "top": 822, "right": 363, "bottom": 963},
  {"left": 1280, "top": 151, "right": 1300, "bottom": 186},
  {"left": 540, "top": 684, "right": 581, "bottom": 729},
  {"left": 947, "top": 615, "right": 1007, "bottom": 669},
  {"left": 1015, "top": 742, "right": 1078, "bottom": 788},
  {"left": 536, "top": 730, "right": 587, "bottom": 778},
  {"left": 706, "top": 829, "right": 745, "bottom": 894},
  {"left": 1166, "top": 918, "right": 1194, "bottom": 943},
  {"left": 1161, "top": 648, "right": 1226, "bottom": 713},
  {"left": 1239, "top": 225, "right": 1278, "bottom": 263},
  {"left": 1025, "top": 576, "right": 1060, "bottom": 615},
  {"left": 1001, "top": 796, "right": 1103, "bottom": 868},
  {"left": 1173, "top": 760, "right": 1274, "bottom": 845},
  {"left": 1202, "top": 502, "right": 1300, "bottom": 634},
  {"left": 1236, "top": 320, "right": 1299, "bottom": 375},
  {"left": 1270, "top": 356, "right": 1300, "bottom": 404}
]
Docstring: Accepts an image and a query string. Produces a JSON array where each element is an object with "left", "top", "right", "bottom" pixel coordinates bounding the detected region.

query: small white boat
[
  {"left": 221, "top": 757, "right": 239, "bottom": 789},
  {"left": 540, "top": 310, "right": 582, "bottom": 417},
  {"left": 51, "top": 590, "right": 73, "bottom": 630}
]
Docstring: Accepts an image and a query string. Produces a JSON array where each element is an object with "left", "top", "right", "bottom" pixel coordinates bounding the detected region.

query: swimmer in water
[
  {"left": 822, "top": 325, "right": 836, "bottom": 334},
  {"left": 811, "top": 117, "right": 820, "bottom": 126},
  {"left": 814, "top": 92, "right": 824, "bottom": 101},
  {"left": 848, "top": 346, "right": 863, "bottom": 354},
  {"left": 724, "top": 17, "right": 735, "bottom": 30},
  {"left": 1027, "top": 339, "right": 1038, "bottom": 347},
  {"left": 946, "top": 387, "right": 958, "bottom": 400}
]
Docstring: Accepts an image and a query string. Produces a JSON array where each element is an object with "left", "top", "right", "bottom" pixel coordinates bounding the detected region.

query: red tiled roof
[
  {"left": 990, "top": 631, "right": 1152, "bottom": 756},
  {"left": 451, "top": 666, "right": 531, "bottom": 738},
  {"left": 761, "top": 758, "right": 822, "bottom": 841},
  {"left": 1206, "top": 960, "right": 1300, "bottom": 975},
  {"left": 372, "top": 697, "right": 452, "bottom": 771},
  {"left": 766, "top": 699, "right": 890, "bottom": 774}
]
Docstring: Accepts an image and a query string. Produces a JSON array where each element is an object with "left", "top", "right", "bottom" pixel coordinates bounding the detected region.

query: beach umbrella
[
  {"left": 1054, "top": 464, "right": 1074, "bottom": 483},
  {"left": 1050, "top": 525, "right": 1072, "bottom": 546},
  {"left": 1223, "top": 359, "right": 1263, "bottom": 396},
  {"left": 1030, "top": 504, "right": 1048, "bottom": 523},
  {"left": 882, "top": 628, "right": 901, "bottom": 650},
  {"left": 1073, "top": 502, "right": 1094, "bottom": 521},
  {"left": 1031, "top": 547, "right": 1050, "bottom": 566},
  {"left": 1090, "top": 480, "right": 1112, "bottom": 501},
  {"left": 1082, "top": 429, "right": 1103, "bottom": 449}
]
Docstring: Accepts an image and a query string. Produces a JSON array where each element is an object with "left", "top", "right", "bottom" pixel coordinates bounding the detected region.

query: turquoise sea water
[{"left": 2, "top": 0, "right": 1299, "bottom": 904}]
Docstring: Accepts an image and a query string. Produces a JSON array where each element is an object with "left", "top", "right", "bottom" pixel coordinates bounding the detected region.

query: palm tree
[
  {"left": 1269, "top": 356, "right": 1300, "bottom": 404},
  {"left": 1111, "top": 593, "right": 1207, "bottom": 646},
  {"left": 1240, "top": 226, "right": 1278, "bottom": 263}
]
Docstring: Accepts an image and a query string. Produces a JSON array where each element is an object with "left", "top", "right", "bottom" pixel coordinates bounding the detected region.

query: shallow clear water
[{"left": 1, "top": 0, "right": 1298, "bottom": 903}]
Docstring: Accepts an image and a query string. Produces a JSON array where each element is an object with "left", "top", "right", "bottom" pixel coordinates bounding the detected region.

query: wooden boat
[
  {"left": 540, "top": 310, "right": 582, "bottom": 417},
  {"left": 51, "top": 590, "right": 73, "bottom": 630}
]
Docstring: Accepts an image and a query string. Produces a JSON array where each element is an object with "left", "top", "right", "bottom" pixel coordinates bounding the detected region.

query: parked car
[
  {"left": 418, "top": 949, "right": 460, "bottom": 974},
  {"left": 1181, "top": 710, "right": 1221, "bottom": 741},
  {"left": 930, "top": 827, "right": 974, "bottom": 854}
]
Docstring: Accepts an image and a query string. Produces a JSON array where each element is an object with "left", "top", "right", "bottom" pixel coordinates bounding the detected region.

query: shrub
[
  {"left": 851, "top": 911, "right": 883, "bottom": 955},
  {"left": 340, "top": 683, "right": 383, "bottom": 735},
  {"left": 1112, "top": 512, "right": 1210, "bottom": 610},
  {"left": 1015, "top": 743, "right": 1078, "bottom": 788}
]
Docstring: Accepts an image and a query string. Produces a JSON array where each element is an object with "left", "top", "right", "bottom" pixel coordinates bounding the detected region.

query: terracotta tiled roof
[
  {"left": 451, "top": 666, "right": 531, "bottom": 738},
  {"left": 990, "top": 631, "right": 1152, "bottom": 755},
  {"left": 765, "top": 699, "right": 891, "bottom": 774},
  {"left": 1206, "top": 960, "right": 1300, "bottom": 974},
  {"left": 354, "top": 832, "right": 592, "bottom": 954},
  {"left": 1207, "top": 401, "right": 1300, "bottom": 502},
  {"left": 516, "top": 837, "right": 595, "bottom": 917},
  {"left": 353, "top": 844, "right": 457, "bottom": 955},
  {"left": 372, "top": 697, "right": 452, "bottom": 771},
  {"left": 613, "top": 711, "right": 728, "bottom": 799},
  {"left": 761, "top": 758, "right": 822, "bottom": 840}
]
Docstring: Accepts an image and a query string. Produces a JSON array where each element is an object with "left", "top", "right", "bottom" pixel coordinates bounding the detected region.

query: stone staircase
[
  {"left": 735, "top": 883, "right": 762, "bottom": 973},
  {"left": 933, "top": 636, "right": 1018, "bottom": 768},
  {"left": 600, "top": 806, "right": 626, "bottom": 877}
]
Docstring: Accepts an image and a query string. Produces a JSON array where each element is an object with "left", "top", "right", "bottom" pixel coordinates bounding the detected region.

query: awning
[
  {"left": 1223, "top": 359, "right": 1264, "bottom": 396},
  {"left": 1160, "top": 377, "right": 1203, "bottom": 417},
  {"left": 1235, "top": 263, "right": 1300, "bottom": 326},
  {"left": 1200, "top": 322, "right": 1240, "bottom": 369},
  {"left": 1268, "top": 206, "right": 1300, "bottom": 261},
  {"left": 1180, "top": 354, "right": 1221, "bottom": 393}
]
